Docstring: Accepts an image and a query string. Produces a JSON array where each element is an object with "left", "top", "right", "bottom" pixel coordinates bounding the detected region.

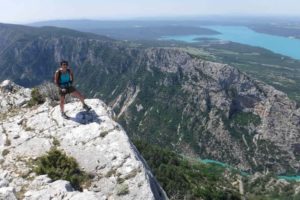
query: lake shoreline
[{"left": 160, "top": 25, "right": 300, "bottom": 60}]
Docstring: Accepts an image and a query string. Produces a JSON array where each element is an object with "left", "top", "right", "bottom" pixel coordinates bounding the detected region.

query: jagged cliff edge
[{"left": 0, "top": 80, "right": 167, "bottom": 200}]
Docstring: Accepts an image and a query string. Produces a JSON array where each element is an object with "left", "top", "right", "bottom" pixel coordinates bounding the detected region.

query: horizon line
[{"left": 2, "top": 14, "right": 300, "bottom": 25}]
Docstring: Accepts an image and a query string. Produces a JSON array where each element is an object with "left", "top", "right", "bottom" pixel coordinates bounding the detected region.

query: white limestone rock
[
  {"left": 0, "top": 178, "right": 9, "bottom": 187},
  {"left": 296, "top": 185, "right": 300, "bottom": 194},
  {"left": 24, "top": 176, "right": 106, "bottom": 200},
  {"left": 0, "top": 187, "right": 17, "bottom": 200},
  {"left": 0, "top": 81, "right": 167, "bottom": 200},
  {"left": 27, "top": 175, "right": 52, "bottom": 190},
  {"left": 0, "top": 80, "right": 31, "bottom": 114},
  {"left": 24, "top": 180, "right": 74, "bottom": 200}
]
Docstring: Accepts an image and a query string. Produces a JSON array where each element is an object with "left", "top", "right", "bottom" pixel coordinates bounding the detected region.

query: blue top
[{"left": 59, "top": 71, "right": 71, "bottom": 87}]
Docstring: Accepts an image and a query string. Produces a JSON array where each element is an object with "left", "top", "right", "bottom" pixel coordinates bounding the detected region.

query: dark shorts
[{"left": 59, "top": 86, "right": 76, "bottom": 96}]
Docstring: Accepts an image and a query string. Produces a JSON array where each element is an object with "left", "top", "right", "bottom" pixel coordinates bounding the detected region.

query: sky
[{"left": 0, "top": 0, "right": 300, "bottom": 24}]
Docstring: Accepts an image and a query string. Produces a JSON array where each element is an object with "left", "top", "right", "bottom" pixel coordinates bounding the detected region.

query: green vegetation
[
  {"left": 197, "top": 42, "right": 300, "bottom": 103},
  {"left": 244, "top": 174, "right": 300, "bottom": 200},
  {"left": 28, "top": 88, "right": 45, "bottom": 107},
  {"left": 134, "top": 140, "right": 241, "bottom": 200},
  {"left": 134, "top": 140, "right": 300, "bottom": 200},
  {"left": 138, "top": 39, "right": 300, "bottom": 102},
  {"left": 249, "top": 24, "right": 300, "bottom": 39},
  {"left": 34, "top": 147, "right": 89, "bottom": 191},
  {"left": 231, "top": 112, "right": 261, "bottom": 127}
]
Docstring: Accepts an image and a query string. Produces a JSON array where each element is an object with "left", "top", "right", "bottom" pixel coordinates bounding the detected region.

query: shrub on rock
[{"left": 34, "top": 147, "right": 88, "bottom": 191}]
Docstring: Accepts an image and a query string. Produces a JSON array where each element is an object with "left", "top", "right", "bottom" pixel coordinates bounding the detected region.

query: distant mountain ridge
[
  {"left": 0, "top": 23, "right": 112, "bottom": 86},
  {"left": 0, "top": 22, "right": 299, "bottom": 175},
  {"left": 29, "top": 19, "right": 220, "bottom": 40}
]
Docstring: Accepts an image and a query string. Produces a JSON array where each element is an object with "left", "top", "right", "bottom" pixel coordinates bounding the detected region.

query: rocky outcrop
[
  {"left": 0, "top": 80, "right": 167, "bottom": 200},
  {"left": 0, "top": 80, "right": 31, "bottom": 114}
]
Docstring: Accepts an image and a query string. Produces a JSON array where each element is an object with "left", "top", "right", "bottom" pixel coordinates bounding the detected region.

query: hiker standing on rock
[{"left": 54, "top": 60, "right": 91, "bottom": 119}]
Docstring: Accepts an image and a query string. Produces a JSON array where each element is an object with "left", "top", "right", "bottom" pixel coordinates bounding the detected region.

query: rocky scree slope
[{"left": 0, "top": 80, "right": 166, "bottom": 200}]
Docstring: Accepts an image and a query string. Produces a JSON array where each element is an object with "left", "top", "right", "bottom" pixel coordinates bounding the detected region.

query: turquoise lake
[
  {"left": 200, "top": 159, "right": 300, "bottom": 181},
  {"left": 160, "top": 25, "right": 300, "bottom": 60}
]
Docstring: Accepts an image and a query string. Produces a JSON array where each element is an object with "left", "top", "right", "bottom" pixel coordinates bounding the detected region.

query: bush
[
  {"left": 38, "top": 82, "right": 60, "bottom": 102},
  {"left": 34, "top": 147, "right": 88, "bottom": 191},
  {"left": 28, "top": 88, "right": 45, "bottom": 107}
]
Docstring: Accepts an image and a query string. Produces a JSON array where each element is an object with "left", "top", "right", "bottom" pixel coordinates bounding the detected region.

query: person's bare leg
[
  {"left": 60, "top": 95, "right": 65, "bottom": 113},
  {"left": 71, "top": 90, "right": 91, "bottom": 110},
  {"left": 71, "top": 90, "right": 85, "bottom": 104}
]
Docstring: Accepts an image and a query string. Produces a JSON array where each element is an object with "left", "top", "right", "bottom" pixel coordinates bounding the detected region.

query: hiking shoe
[
  {"left": 61, "top": 112, "right": 70, "bottom": 119},
  {"left": 83, "top": 104, "right": 91, "bottom": 111}
]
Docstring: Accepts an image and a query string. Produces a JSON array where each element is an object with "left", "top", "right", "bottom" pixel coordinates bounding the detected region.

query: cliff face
[
  {"left": 129, "top": 48, "right": 300, "bottom": 173},
  {"left": 0, "top": 23, "right": 299, "bottom": 174},
  {"left": 0, "top": 80, "right": 166, "bottom": 200}
]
